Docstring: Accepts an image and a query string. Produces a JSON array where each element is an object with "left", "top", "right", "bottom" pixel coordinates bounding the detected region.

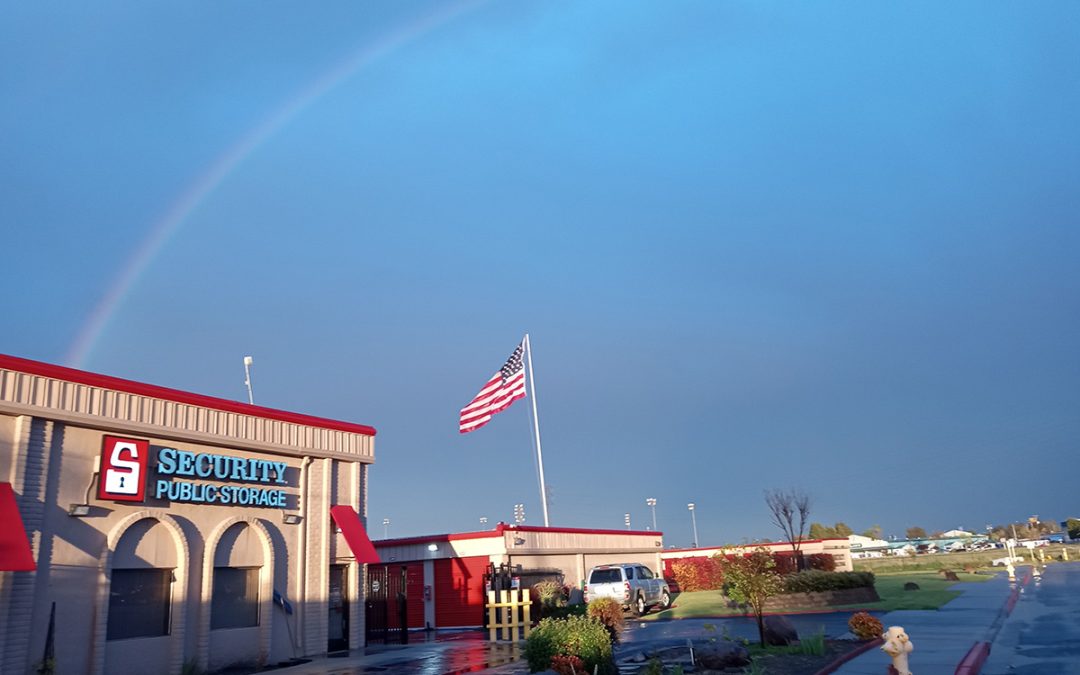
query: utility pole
[
  {"left": 242, "top": 356, "right": 255, "bottom": 404},
  {"left": 688, "top": 503, "right": 699, "bottom": 548}
]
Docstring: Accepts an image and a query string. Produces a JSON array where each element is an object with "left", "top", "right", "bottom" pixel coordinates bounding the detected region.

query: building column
[
  {"left": 349, "top": 461, "right": 363, "bottom": 650},
  {"left": 1, "top": 416, "right": 54, "bottom": 675}
]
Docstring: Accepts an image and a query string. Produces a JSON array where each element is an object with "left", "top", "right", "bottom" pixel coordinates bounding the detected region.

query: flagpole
[{"left": 524, "top": 333, "right": 550, "bottom": 527}]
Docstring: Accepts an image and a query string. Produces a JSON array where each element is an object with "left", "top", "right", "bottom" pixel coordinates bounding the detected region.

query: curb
[
  {"left": 814, "top": 637, "right": 883, "bottom": 675},
  {"left": 954, "top": 641, "right": 990, "bottom": 675},
  {"left": 952, "top": 567, "right": 1033, "bottom": 674}
]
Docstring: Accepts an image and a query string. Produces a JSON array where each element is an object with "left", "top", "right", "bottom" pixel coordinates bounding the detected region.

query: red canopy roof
[
  {"left": 329, "top": 505, "right": 380, "bottom": 564},
  {"left": 0, "top": 483, "right": 35, "bottom": 571}
]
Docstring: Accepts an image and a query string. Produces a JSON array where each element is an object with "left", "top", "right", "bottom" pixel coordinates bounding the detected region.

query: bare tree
[{"left": 764, "top": 488, "right": 811, "bottom": 569}]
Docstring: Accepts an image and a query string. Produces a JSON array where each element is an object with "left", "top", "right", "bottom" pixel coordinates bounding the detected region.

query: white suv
[{"left": 584, "top": 563, "right": 671, "bottom": 616}]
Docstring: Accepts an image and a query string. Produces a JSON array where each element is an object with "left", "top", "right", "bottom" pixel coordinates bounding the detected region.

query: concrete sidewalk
[{"left": 833, "top": 569, "right": 1021, "bottom": 675}]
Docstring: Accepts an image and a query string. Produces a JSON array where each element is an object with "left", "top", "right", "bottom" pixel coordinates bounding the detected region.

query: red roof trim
[
  {"left": 661, "top": 538, "right": 848, "bottom": 554},
  {"left": 0, "top": 353, "right": 376, "bottom": 436},
  {"left": 509, "top": 525, "right": 664, "bottom": 537},
  {"left": 374, "top": 523, "right": 665, "bottom": 548}
]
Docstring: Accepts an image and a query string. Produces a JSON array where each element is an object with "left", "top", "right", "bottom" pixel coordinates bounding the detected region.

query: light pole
[
  {"left": 624, "top": 513, "right": 631, "bottom": 530},
  {"left": 242, "top": 356, "right": 255, "bottom": 404},
  {"left": 646, "top": 498, "right": 657, "bottom": 531},
  {"left": 688, "top": 503, "right": 699, "bottom": 548},
  {"left": 514, "top": 504, "right": 525, "bottom": 524},
  {"left": 382, "top": 517, "right": 390, "bottom": 539},
  {"left": 480, "top": 516, "right": 488, "bottom": 528}
]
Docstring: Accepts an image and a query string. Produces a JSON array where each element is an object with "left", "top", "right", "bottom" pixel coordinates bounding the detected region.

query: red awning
[
  {"left": 330, "top": 505, "right": 381, "bottom": 564},
  {"left": 0, "top": 482, "right": 35, "bottom": 571}
]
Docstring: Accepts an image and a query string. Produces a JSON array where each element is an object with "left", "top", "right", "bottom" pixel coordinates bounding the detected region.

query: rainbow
[{"left": 67, "top": 0, "right": 486, "bottom": 368}]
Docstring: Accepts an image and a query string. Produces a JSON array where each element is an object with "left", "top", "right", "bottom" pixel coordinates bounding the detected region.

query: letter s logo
[
  {"left": 104, "top": 442, "right": 140, "bottom": 494},
  {"left": 98, "top": 436, "right": 150, "bottom": 502}
]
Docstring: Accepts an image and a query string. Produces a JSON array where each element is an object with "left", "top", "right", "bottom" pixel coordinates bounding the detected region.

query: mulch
[{"left": 717, "top": 639, "right": 882, "bottom": 675}]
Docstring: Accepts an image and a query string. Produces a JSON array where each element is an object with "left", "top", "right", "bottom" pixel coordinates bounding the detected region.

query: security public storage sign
[{"left": 97, "top": 436, "right": 149, "bottom": 502}]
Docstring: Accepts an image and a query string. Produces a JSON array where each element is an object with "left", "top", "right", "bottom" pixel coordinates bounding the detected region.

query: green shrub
[
  {"left": 641, "top": 658, "right": 664, "bottom": 675},
  {"left": 799, "top": 629, "right": 826, "bottom": 655},
  {"left": 533, "top": 580, "right": 568, "bottom": 617},
  {"left": 544, "top": 603, "right": 588, "bottom": 620},
  {"left": 782, "top": 570, "right": 875, "bottom": 593},
  {"left": 587, "top": 597, "right": 625, "bottom": 643},
  {"left": 524, "top": 615, "right": 613, "bottom": 674},
  {"left": 848, "top": 612, "right": 883, "bottom": 640}
]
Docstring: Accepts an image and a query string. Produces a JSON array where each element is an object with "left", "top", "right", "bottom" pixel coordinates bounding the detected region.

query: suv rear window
[{"left": 588, "top": 568, "right": 623, "bottom": 584}]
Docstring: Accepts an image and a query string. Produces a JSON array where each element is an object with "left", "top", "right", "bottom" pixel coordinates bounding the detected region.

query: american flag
[{"left": 459, "top": 341, "right": 527, "bottom": 433}]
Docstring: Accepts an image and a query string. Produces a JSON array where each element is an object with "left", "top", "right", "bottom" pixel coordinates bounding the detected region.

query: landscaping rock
[
  {"left": 940, "top": 570, "right": 960, "bottom": 581},
  {"left": 763, "top": 615, "right": 799, "bottom": 646},
  {"left": 903, "top": 582, "right": 920, "bottom": 591},
  {"left": 694, "top": 641, "right": 750, "bottom": 669}
]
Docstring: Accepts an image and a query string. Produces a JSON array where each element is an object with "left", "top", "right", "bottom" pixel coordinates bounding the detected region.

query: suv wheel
[
  {"left": 633, "top": 593, "right": 647, "bottom": 617},
  {"left": 658, "top": 590, "right": 671, "bottom": 610}
]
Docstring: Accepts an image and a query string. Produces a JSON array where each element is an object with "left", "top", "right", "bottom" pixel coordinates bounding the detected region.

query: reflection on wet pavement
[{"left": 292, "top": 612, "right": 884, "bottom": 675}]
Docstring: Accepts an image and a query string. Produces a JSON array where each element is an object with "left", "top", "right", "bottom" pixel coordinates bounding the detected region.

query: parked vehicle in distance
[
  {"left": 584, "top": 563, "right": 671, "bottom": 616},
  {"left": 991, "top": 555, "right": 1024, "bottom": 566}
]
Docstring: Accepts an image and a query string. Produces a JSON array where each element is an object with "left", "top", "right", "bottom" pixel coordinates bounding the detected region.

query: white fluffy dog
[{"left": 881, "top": 625, "right": 913, "bottom": 675}]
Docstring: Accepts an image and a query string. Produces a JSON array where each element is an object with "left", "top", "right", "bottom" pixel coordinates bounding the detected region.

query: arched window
[
  {"left": 107, "top": 518, "right": 176, "bottom": 640},
  {"left": 210, "top": 522, "right": 264, "bottom": 630}
]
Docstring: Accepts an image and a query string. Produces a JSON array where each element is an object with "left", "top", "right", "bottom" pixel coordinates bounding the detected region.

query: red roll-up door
[
  {"left": 434, "top": 556, "right": 489, "bottom": 628},
  {"left": 404, "top": 562, "right": 425, "bottom": 628}
]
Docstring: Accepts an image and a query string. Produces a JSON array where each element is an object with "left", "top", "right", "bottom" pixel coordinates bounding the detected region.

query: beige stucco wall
[{"left": 0, "top": 360, "right": 374, "bottom": 675}]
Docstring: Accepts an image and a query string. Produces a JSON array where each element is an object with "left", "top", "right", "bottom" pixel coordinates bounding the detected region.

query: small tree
[
  {"left": 834, "top": 522, "right": 854, "bottom": 537},
  {"left": 718, "top": 549, "right": 783, "bottom": 646},
  {"left": 809, "top": 522, "right": 835, "bottom": 539},
  {"left": 1067, "top": 518, "right": 1080, "bottom": 541},
  {"left": 862, "top": 525, "right": 883, "bottom": 540},
  {"left": 906, "top": 526, "right": 927, "bottom": 539},
  {"left": 765, "top": 488, "right": 811, "bottom": 568}
]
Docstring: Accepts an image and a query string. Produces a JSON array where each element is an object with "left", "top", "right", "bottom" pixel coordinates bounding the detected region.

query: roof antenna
[{"left": 243, "top": 356, "right": 255, "bottom": 404}]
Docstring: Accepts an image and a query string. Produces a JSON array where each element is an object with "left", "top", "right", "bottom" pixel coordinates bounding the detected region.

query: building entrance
[{"left": 328, "top": 565, "right": 349, "bottom": 652}]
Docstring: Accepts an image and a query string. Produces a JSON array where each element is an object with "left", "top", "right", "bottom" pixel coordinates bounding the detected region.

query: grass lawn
[
  {"left": 830, "top": 571, "right": 989, "bottom": 611},
  {"left": 852, "top": 544, "right": 1079, "bottom": 575},
  {"left": 645, "top": 571, "right": 990, "bottom": 620}
]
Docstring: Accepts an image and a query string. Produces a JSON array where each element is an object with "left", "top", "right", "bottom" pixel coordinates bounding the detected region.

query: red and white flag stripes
[{"left": 458, "top": 340, "right": 527, "bottom": 433}]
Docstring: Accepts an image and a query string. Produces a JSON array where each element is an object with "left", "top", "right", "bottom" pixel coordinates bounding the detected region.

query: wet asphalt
[
  {"left": 276, "top": 562, "right": 1080, "bottom": 675},
  {"left": 982, "top": 561, "right": 1080, "bottom": 674}
]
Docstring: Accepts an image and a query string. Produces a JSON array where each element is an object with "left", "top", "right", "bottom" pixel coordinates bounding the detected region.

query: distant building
[
  {"left": 941, "top": 529, "right": 975, "bottom": 538},
  {"left": 373, "top": 525, "right": 665, "bottom": 629},
  {"left": 847, "top": 534, "right": 890, "bottom": 558}
]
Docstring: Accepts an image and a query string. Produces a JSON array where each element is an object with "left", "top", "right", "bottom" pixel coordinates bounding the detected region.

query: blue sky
[{"left": 2, "top": 1, "right": 1078, "bottom": 546}]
